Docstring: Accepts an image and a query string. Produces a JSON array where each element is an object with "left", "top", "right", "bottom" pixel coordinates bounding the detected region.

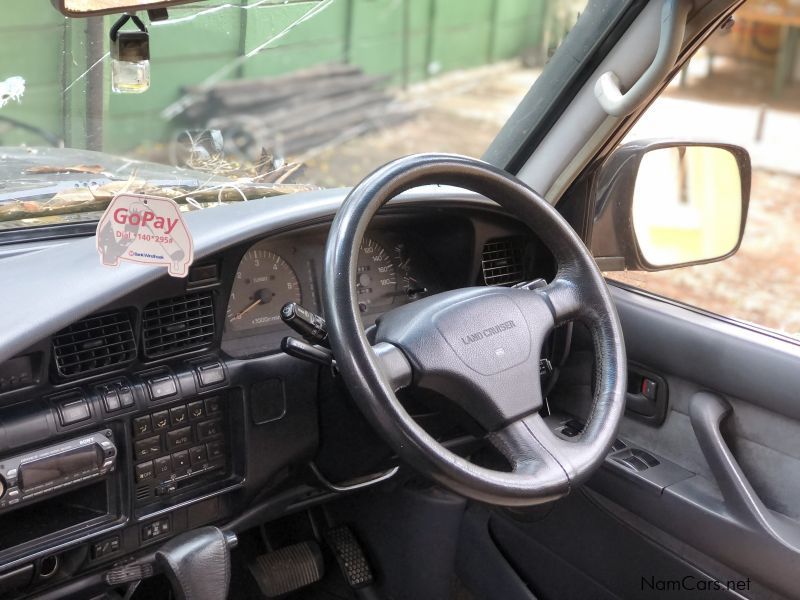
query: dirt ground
[
  {"left": 300, "top": 63, "right": 535, "bottom": 188},
  {"left": 301, "top": 56, "right": 800, "bottom": 339}
]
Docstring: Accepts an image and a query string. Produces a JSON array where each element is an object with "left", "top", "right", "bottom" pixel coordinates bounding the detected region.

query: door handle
[
  {"left": 625, "top": 365, "right": 668, "bottom": 425},
  {"left": 689, "top": 392, "right": 800, "bottom": 551},
  {"left": 626, "top": 392, "right": 657, "bottom": 417}
]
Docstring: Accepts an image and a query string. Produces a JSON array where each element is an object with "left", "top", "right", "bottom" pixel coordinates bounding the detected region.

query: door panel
[
  {"left": 594, "top": 285, "right": 800, "bottom": 599},
  {"left": 463, "top": 284, "right": 800, "bottom": 599}
]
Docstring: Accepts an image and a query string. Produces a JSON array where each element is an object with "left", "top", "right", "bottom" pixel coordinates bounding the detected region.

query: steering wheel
[{"left": 323, "top": 154, "right": 626, "bottom": 506}]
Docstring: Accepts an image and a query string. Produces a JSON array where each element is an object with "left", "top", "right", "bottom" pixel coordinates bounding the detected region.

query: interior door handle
[
  {"left": 689, "top": 392, "right": 800, "bottom": 551},
  {"left": 594, "top": 0, "right": 692, "bottom": 117}
]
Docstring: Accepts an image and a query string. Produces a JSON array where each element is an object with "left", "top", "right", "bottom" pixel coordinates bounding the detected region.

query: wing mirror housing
[{"left": 591, "top": 140, "right": 751, "bottom": 272}]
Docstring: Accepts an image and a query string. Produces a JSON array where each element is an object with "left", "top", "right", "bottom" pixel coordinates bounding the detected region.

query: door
[{"left": 458, "top": 1, "right": 800, "bottom": 598}]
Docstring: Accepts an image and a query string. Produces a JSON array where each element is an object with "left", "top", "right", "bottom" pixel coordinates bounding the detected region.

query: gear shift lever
[{"left": 155, "top": 526, "right": 237, "bottom": 600}]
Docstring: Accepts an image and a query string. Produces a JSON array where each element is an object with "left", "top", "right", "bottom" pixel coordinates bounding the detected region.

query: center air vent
[
  {"left": 481, "top": 237, "right": 525, "bottom": 286},
  {"left": 142, "top": 292, "right": 215, "bottom": 359},
  {"left": 52, "top": 310, "right": 136, "bottom": 379}
]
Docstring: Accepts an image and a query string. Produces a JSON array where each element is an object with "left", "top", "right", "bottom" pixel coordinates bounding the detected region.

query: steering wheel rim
[{"left": 323, "top": 153, "right": 626, "bottom": 507}]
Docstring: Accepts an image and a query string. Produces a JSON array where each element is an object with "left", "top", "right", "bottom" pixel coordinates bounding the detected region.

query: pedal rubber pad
[
  {"left": 324, "top": 526, "right": 374, "bottom": 589},
  {"left": 248, "top": 540, "right": 324, "bottom": 597}
]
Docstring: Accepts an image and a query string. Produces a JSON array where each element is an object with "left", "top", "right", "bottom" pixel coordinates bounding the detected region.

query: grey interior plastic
[
  {"left": 517, "top": 0, "right": 665, "bottom": 199},
  {"left": 594, "top": 0, "right": 691, "bottom": 117},
  {"left": 590, "top": 284, "right": 800, "bottom": 598},
  {"left": 515, "top": 0, "right": 741, "bottom": 202},
  {"left": 690, "top": 391, "right": 800, "bottom": 552}
]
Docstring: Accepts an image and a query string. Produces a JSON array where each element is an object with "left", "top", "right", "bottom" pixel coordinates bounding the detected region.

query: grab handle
[
  {"left": 690, "top": 391, "right": 800, "bottom": 552},
  {"left": 594, "top": 0, "right": 692, "bottom": 117}
]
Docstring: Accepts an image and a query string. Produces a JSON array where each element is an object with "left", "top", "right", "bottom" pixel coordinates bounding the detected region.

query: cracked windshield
[{"left": 0, "top": 0, "right": 583, "bottom": 231}]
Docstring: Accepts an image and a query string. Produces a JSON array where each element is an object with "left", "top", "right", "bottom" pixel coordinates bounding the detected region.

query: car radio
[{"left": 0, "top": 431, "right": 117, "bottom": 512}]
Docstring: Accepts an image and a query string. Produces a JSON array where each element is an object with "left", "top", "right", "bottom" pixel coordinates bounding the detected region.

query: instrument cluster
[{"left": 221, "top": 228, "right": 439, "bottom": 356}]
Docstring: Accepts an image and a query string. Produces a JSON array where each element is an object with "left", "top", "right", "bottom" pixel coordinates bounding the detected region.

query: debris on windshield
[
  {"left": 0, "top": 176, "right": 316, "bottom": 225},
  {"left": 180, "top": 64, "right": 413, "bottom": 162},
  {"left": 178, "top": 152, "right": 302, "bottom": 185},
  {"left": 24, "top": 164, "right": 105, "bottom": 175},
  {"left": 0, "top": 143, "right": 319, "bottom": 229},
  {"left": 167, "top": 129, "right": 301, "bottom": 184},
  {"left": 0, "top": 76, "right": 25, "bottom": 108}
]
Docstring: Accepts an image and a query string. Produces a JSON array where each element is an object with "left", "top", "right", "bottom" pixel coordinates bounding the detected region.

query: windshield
[{"left": 0, "top": 0, "right": 587, "bottom": 233}]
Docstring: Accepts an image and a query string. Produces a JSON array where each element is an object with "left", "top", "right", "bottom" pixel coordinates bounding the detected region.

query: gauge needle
[{"left": 234, "top": 299, "right": 262, "bottom": 320}]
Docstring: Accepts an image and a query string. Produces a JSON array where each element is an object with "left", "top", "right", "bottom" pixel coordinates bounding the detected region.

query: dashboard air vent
[
  {"left": 52, "top": 310, "right": 136, "bottom": 379},
  {"left": 142, "top": 292, "right": 215, "bottom": 359},
  {"left": 481, "top": 237, "right": 525, "bottom": 286}
]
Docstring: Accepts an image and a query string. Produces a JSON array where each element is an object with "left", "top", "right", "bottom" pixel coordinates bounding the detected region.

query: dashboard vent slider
[{"left": 52, "top": 310, "right": 136, "bottom": 378}]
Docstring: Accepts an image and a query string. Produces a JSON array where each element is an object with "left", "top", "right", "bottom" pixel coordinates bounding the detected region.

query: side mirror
[{"left": 591, "top": 141, "right": 751, "bottom": 271}]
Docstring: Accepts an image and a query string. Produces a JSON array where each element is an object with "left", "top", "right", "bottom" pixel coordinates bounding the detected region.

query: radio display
[{"left": 18, "top": 445, "right": 102, "bottom": 491}]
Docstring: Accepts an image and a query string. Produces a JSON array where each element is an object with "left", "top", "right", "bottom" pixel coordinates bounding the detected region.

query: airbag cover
[{"left": 435, "top": 294, "right": 530, "bottom": 376}]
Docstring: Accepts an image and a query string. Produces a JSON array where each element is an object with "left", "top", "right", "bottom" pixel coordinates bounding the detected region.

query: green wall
[{"left": 0, "top": 0, "right": 546, "bottom": 153}]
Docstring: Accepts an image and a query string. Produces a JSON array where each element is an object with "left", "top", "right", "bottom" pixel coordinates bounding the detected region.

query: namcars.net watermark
[{"left": 642, "top": 575, "right": 751, "bottom": 593}]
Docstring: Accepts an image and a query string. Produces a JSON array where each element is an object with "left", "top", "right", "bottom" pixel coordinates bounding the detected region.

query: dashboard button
[
  {"left": 187, "top": 401, "right": 205, "bottom": 420},
  {"left": 206, "top": 440, "right": 224, "bottom": 460},
  {"left": 197, "top": 419, "right": 222, "bottom": 441},
  {"left": 101, "top": 387, "right": 120, "bottom": 412},
  {"left": 134, "top": 435, "right": 161, "bottom": 459},
  {"left": 154, "top": 455, "right": 172, "bottom": 479},
  {"left": 148, "top": 375, "right": 177, "bottom": 400},
  {"left": 204, "top": 397, "right": 221, "bottom": 416},
  {"left": 197, "top": 362, "right": 225, "bottom": 387},
  {"left": 92, "top": 536, "right": 121, "bottom": 559},
  {"left": 133, "top": 416, "right": 152, "bottom": 437},
  {"left": 135, "top": 461, "right": 154, "bottom": 482},
  {"left": 166, "top": 427, "right": 192, "bottom": 450},
  {"left": 58, "top": 397, "right": 90, "bottom": 426},
  {"left": 189, "top": 445, "right": 207, "bottom": 465},
  {"left": 151, "top": 410, "right": 169, "bottom": 431},
  {"left": 171, "top": 450, "right": 189, "bottom": 473},
  {"left": 141, "top": 518, "right": 169, "bottom": 540},
  {"left": 118, "top": 384, "right": 135, "bottom": 407},
  {"left": 170, "top": 405, "right": 188, "bottom": 426}
]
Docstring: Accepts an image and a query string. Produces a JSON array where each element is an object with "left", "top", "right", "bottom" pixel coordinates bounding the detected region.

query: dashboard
[{"left": 0, "top": 192, "right": 554, "bottom": 598}]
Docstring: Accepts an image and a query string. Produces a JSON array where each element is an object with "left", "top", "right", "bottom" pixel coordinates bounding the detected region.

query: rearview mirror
[
  {"left": 591, "top": 141, "right": 750, "bottom": 272},
  {"left": 53, "top": 0, "right": 199, "bottom": 17}
]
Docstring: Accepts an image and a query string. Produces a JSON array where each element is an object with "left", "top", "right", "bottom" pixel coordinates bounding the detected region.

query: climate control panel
[{"left": 131, "top": 396, "right": 228, "bottom": 505}]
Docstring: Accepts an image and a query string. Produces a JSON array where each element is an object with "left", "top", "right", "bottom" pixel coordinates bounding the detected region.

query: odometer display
[{"left": 226, "top": 250, "right": 302, "bottom": 332}]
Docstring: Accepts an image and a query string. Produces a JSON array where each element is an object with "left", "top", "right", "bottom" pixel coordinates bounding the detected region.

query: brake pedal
[
  {"left": 324, "top": 526, "right": 374, "bottom": 589},
  {"left": 248, "top": 541, "right": 324, "bottom": 597}
]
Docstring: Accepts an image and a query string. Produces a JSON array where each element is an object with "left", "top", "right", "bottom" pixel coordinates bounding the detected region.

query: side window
[{"left": 606, "top": 2, "right": 800, "bottom": 340}]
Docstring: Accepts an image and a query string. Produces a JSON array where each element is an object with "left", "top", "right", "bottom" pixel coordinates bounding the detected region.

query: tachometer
[
  {"left": 356, "top": 238, "right": 396, "bottom": 313},
  {"left": 226, "top": 250, "right": 302, "bottom": 332}
]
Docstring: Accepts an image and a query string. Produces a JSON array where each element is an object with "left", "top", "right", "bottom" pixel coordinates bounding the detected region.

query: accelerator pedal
[
  {"left": 248, "top": 541, "right": 324, "bottom": 597},
  {"left": 324, "top": 526, "right": 374, "bottom": 589}
]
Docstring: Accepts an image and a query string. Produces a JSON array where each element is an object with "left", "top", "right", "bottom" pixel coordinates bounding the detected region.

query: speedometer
[
  {"left": 226, "top": 250, "right": 302, "bottom": 332},
  {"left": 356, "top": 238, "right": 396, "bottom": 313}
]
